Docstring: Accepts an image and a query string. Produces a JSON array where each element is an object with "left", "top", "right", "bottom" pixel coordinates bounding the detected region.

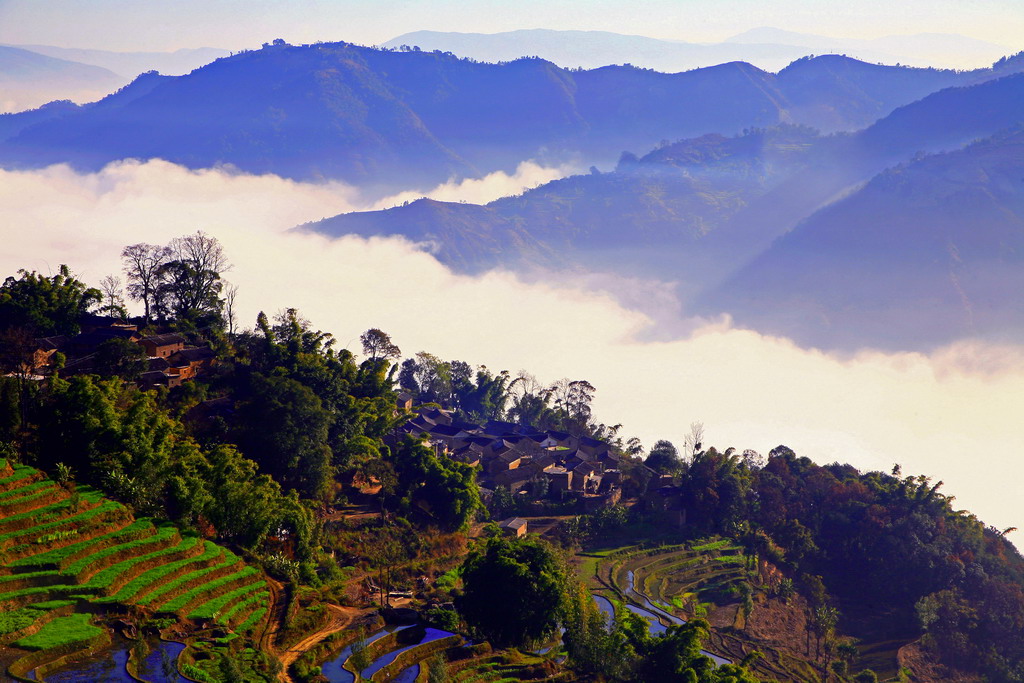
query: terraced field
[
  {"left": 0, "top": 459, "right": 271, "bottom": 680},
  {"left": 585, "top": 539, "right": 821, "bottom": 683},
  {"left": 590, "top": 540, "right": 748, "bottom": 622},
  {"left": 443, "top": 650, "right": 569, "bottom": 683}
]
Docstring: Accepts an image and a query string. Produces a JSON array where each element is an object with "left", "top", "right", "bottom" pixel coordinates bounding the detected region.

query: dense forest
[{"left": 1, "top": 235, "right": 1022, "bottom": 682}]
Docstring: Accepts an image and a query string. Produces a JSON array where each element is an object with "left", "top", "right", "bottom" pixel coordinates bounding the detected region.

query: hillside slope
[{"left": 699, "top": 127, "right": 1024, "bottom": 349}]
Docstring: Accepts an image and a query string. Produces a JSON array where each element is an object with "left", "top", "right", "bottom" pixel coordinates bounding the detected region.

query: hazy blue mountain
[
  {"left": 306, "top": 125, "right": 835, "bottom": 282},
  {"left": 0, "top": 71, "right": 176, "bottom": 143},
  {"left": 383, "top": 29, "right": 815, "bottom": 73},
  {"left": 304, "top": 73, "right": 1024, "bottom": 348},
  {"left": 385, "top": 27, "right": 1015, "bottom": 73},
  {"left": 699, "top": 127, "right": 1024, "bottom": 349},
  {"left": 0, "top": 41, "right": 1003, "bottom": 190},
  {"left": 726, "top": 28, "right": 1013, "bottom": 70},
  {"left": 0, "top": 45, "right": 122, "bottom": 112},
  {"left": 0, "top": 100, "right": 81, "bottom": 142},
  {"left": 6, "top": 45, "right": 229, "bottom": 78},
  {"left": 308, "top": 72, "right": 1024, "bottom": 270}
]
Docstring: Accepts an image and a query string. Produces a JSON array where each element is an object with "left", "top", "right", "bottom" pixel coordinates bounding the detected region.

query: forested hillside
[{"left": 2, "top": 237, "right": 1023, "bottom": 682}]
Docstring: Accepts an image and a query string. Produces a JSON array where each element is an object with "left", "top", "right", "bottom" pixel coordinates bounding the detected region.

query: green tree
[
  {"left": 0, "top": 265, "right": 100, "bottom": 335},
  {"left": 153, "top": 231, "right": 229, "bottom": 326},
  {"left": 360, "top": 328, "right": 401, "bottom": 363},
  {"left": 456, "top": 535, "right": 566, "bottom": 648},
  {"left": 93, "top": 337, "right": 148, "bottom": 380},
  {"left": 561, "top": 580, "right": 636, "bottom": 678},
  {"left": 645, "top": 439, "right": 681, "bottom": 475},
  {"left": 234, "top": 373, "right": 333, "bottom": 500},
  {"left": 390, "top": 435, "right": 481, "bottom": 531}
]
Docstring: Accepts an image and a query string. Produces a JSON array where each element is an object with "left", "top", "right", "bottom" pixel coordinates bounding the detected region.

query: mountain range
[
  {"left": 383, "top": 27, "right": 1014, "bottom": 72},
  {"left": 3, "top": 44, "right": 229, "bottom": 78},
  {"left": 0, "top": 44, "right": 228, "bottom": 113},
  {"left": 1, "top": 40, "right": 1021, "bottom": 193},
  {"left": 700, "top": 126, "right": 1024, "bottom": 348},
  {"left": 0, "top": 45, "right": 123, "bottom": 113},
  {"left": 304, "top": 70, "right": 1024, "bottom": 349}
]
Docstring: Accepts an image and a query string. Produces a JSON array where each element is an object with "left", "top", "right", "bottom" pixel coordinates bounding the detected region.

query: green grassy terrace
[{"left": 0, "top": 463, "right": 271, "bottom": 680}]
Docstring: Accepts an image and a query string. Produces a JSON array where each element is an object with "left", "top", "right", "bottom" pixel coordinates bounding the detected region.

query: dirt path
[
  {"left": 275, "top": 603, "right": 361, "bottom": 683},
  {"left": 260, "top": 577, "right": 286, "bottom": 654}
]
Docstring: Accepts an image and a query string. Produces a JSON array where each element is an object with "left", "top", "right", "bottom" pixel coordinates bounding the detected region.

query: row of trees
[
  {"left": 0, "top": 233, "right": 234, "bottom": 336},
  {"left": 398, "top": 352, "right": 640, "bottom": 452},
  {"left": 1, "top": 373, "right": 316, "bottom": 561}
]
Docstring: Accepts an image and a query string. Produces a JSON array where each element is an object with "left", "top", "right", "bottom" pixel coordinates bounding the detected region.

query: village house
[
  {"left": 139, "top": 333, "right": 187, "bottom": 358},
  {"left": 25, "top": 336, "right": 69, "bottom": 372},
  {"left": 388, "top": 402, "right": 626, "bottom": 513},
  {"left": 488, "top": 449, "right": 524, "bottom": 475},
  {"left": 166, "top": 346, "right": 216, "bottom": 381},
  {"left": 544, "top": 465, "right": 573, "bottom": 492},
  {"left": 571, "top": 461, "right": 599, "bottom": 491},
  {"left": 498, "top": 517, "right": 528, "bottom": 537},
  {"left": 137, "top": 370, "right": 183, "bottom": 389}
]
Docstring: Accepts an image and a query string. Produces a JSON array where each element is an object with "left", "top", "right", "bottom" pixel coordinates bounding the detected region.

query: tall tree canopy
[{"left": 457, "top": 535, "right": 567, "bottom": 648}]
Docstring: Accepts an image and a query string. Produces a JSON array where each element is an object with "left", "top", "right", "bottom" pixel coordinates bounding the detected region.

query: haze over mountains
[
  {"left": 304, "top": 58, "right": 1024, "bottom": 349},
  {"left": 0, "top": 43, "right": 229, "bottom": 112},
  {"left": 383, "top": 27, "right": 1013, "bottom": 72},
  {"left": 2, "top": 37, "right": 1022, "bottom": 350},
  {"left": 0, "top": 45, "right": 123, "bottom": 113}
]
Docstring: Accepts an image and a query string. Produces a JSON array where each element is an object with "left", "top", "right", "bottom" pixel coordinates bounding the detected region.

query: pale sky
[{"left": 0, "top": 0, "right": 1021, "bottom": 52}]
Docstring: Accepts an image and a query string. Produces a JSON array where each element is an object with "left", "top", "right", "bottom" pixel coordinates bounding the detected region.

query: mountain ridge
[
  {"left": 0, "top": 40, "right": 1010, "bottom": 190},
  {"left": 385, "top": 27, "right": 1015, "bottom": 71}
]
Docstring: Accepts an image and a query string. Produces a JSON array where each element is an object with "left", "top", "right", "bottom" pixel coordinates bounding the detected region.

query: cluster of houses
[
  {"left": 27, "top": 316, "right": 216, "bottom": 389},
  {"left": 389, "top": 393, "right": 624, "bottom": 512}
]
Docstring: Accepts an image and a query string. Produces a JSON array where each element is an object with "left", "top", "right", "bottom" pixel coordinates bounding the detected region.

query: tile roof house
[
  {"left": 138, "top": 370, "right": 183, "bottom": 389},
  {"left": 544, "top": 466, "right": 573, "bottom": 492},
  {"left": 483, "top": 420, "right": 522, "bottom": 437},
  {"left": 488, "top": 449, "right": 524, "bottom": 475},
  {"left": 420, "top": 408, "right": 453, "bottom": 426},
  {"left": 28, "top": 335, "right": 70, "bottom": 371},
  {"left": 139, "top": 333, "right": 187, "bottom": 358},
  {"left": 498, "top": 517, "right": 528, "bottom": 537}
]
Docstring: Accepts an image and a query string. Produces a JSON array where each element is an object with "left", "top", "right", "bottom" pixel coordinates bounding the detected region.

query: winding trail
[{"left": 275, "top": 603, "right": 361, "bottom": 683}]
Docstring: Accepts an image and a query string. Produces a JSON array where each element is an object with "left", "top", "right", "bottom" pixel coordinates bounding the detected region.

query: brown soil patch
[
  {"left": 897, "top": 640, "right": 983, "bottom": 683},
  {"left": 743, "top": 594, "right": 820, "bottom": 663}
]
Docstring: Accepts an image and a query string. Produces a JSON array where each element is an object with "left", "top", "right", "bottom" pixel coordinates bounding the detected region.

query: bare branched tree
[
  {"left": 121, "top": 243, "right": 170, "bottom": 324},
  {"left": 224, "top": 282, "right": 239, "bottom": 335},
  {"left": 98, "top": 275, "right": 127, "bottom": 320},
  {"left": 683, "top": 421, "right": 705, "bottom": 461}
]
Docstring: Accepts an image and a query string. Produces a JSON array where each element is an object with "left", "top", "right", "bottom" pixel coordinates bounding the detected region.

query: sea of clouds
[{"left": 2, "top": 158, "right": 1022, "bottom": 536}]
